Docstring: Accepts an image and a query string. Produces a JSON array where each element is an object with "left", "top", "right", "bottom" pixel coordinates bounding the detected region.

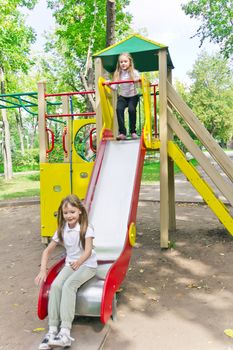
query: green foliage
[
  {"left": 42, "top": 0, "right": 132, "bottom": 92},
  {"left": 0, "top": 149, "right": 39, "bottom": 173},
  {"left": 0, "top": 0, "right": 37, "bottom": 74},
  {"left": 12, "top": 148, "right": 39, "bottom": 168},
  {"left": 182, "top": 0, "right": 233, "bottom": 58},
  {"left": 142, "top": 158, "right": 198, "bottom": 183},
  {"left": 187, "top": 51, "right": 233, "bottom": 145},
  {"left": 168, "top": 240, "right": 176, "bottom": 249}
]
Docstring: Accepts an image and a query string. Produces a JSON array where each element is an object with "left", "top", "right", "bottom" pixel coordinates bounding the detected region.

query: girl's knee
[
  {"left": 63, "top": 278, "right": 83, "bottom": 293},
  {"left": 116, "top": 106, "right": 125, "bottom": 114},
  {"left": 128, "top": 106, "right": 136, "bottom": 114},
  {"left": 51, "top": 280, "right": 62, "bottom": 293}
]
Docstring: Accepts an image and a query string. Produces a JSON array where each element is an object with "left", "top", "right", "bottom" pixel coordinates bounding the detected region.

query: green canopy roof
[{"left": 93, "top": 34, "right": 174, "bottom": 73}]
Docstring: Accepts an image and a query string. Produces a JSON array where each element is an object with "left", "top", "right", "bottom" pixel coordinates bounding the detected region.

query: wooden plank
[
  {"left": 167, "top": 81, "right": 233, "bottom": 182},
  {"left": 38, "top": 82, "right": 47, "bottom": 163},
  {"left": 168, "top": 110, "right": 233, "bottom": 207},
  {"left": 159, "top": 49, "right": 169, "bottom": 248},
  {"left": 94, "top": 58, "right": 104, "bottom": 148}
]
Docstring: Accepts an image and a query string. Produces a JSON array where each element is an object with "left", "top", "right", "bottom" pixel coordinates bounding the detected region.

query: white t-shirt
[
  {"left": 113, "top": 69, "right": 140, "bottom": 97},
  {"left": 52, "top": 223, "right": 97, "bottom": 268}
]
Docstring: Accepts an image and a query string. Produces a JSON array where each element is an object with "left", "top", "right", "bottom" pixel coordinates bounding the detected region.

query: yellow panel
[
  {"left": 98, "top": 77, "right": 114, "bottom": 134},
  {"left": 141, "top": 73, "right": 152, "bottom": 148},
  {"left": 40, "top": 163, "right": 70, "bottom": 237},
  {"left": 40, "top": 120, "right": 95, "bottom": 239},
  {"left": 72, "top": 162, "right": 94, "bottom": 201},
  {"left": 72, "top": 118, "right": 96, "bottom": 163},
  {"left": 40, "top": 161, "right": 94, "bottom": 238}
]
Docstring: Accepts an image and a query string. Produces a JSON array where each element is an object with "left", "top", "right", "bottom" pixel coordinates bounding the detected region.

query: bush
[
  {"left": 0, "top": 149, "right": 40, "bottom": 173},
  {"left": 12, "top": 149, "right": 39, "bottom": 169}
]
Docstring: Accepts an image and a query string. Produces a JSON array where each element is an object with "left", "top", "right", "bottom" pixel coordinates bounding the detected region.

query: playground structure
[{"left": 35, "top": 34, "right": 233, "bottom": 323}]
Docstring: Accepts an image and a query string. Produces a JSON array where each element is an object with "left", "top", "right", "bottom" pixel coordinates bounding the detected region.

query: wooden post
[
  {"left": 38, "top": 82, "right": 47, "bottom": 163},
  {"left": 94, "top": 58, "right": 104, "bottom": 147},
  {"left": 159, "top": 49, "right": 169, "bottom": 248},
  {"left": 167, "top": 69, "right": 176, "bottom": 231}
]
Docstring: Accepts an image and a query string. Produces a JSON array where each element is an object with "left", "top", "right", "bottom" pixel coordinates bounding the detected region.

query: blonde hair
[
  {"left": 57, "top": 194, "right": 88, "bottom": 249},
  {"left": 113, "top": 52, "right": 136, "bottom": 81}
]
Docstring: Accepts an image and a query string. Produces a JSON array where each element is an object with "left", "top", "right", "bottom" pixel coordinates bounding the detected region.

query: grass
[
  {"left": 142, "top": 158, "right": 198, "bottom": 183},
  {"left": 0, "top": 159, "right": 199, "bottom": 201},
  {"left": 0, "top": 173, "right": 40, "bottom": 201}
]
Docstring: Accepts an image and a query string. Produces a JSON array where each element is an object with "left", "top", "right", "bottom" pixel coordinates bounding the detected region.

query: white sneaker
[
  {"left": 48, "top": 332, "right": 74, "bottom": 348},
  {"left": 38, "top": 332, "right": 56, "bottom": 350}
]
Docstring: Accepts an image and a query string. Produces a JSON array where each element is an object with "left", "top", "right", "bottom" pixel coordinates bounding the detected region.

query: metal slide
[{"left": 38, "top": 132, "right": 146, "bottom": 324}]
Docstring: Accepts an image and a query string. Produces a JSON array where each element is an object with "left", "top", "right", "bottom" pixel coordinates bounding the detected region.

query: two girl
[
  {"left": 35, "top": 195, "right": 97, "bottom": 349},
  {"left": 112, "top": 52, "right": 140, "bottom": 140}
]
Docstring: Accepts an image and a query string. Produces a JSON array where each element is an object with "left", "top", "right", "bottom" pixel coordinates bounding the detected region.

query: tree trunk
[
  {"left": 80, "top": 0, "right": 97, "bottom": 112},
  {"left": 30, "top": 121, "right": 38, "bottom": 149},
  {"left": 0, "top": 67, "right": 13, "bottom": 180},
  {"left": 106, "top": 0, "right": 116, "bottom": 47},
  {"left": 16, "top": 109, "right": 25, "bottom": 155}
]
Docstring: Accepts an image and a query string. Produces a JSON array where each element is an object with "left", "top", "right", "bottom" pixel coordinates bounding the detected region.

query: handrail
[
  {"left": 103, "top": 79, "right": 141, "bottom": 86},
  {"left": 62, "top": 126, "right": 68, "bottom": 157},
  {"left": 90, "top": 128, "right": 97, "bottom": 153},
  {"left": 167, "top": 81, "right": 233, "bottom": 182},
  {"left": 45, "top": 128, "right": 55, "bottom": 155},
  {"left": 168, "top": 109, "right": 233, "bottom": 207},
  {"left": 45, "top": 90, "right": 95, "bottom": 97}
]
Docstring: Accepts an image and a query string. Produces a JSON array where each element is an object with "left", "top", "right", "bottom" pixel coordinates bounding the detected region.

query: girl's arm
[
  {"left": 34, "top": 240, "right": 58, "bottom": 286},
  {"left": 70, "top": 237, "right": 93, "bottom": 270}
]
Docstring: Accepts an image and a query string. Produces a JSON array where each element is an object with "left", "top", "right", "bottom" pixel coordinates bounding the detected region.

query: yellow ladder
[{"left": 168, "top": 141, "right": 233, "bottom": 235}]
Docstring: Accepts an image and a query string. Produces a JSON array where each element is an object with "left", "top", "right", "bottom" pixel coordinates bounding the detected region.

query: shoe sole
[{"left": 49, "top": 343, "right": 71, "bottom": 348}]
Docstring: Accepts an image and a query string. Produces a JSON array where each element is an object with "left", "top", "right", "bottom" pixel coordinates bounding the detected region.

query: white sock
[
  {"left": 49, "top": 326, "right": 58, "bottom": 334},
  {"left": 60, "top": 327, "right": 70, "bottom": 336}
]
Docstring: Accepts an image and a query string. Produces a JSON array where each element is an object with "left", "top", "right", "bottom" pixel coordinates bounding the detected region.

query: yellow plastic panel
[
  {"left": 40, "top": 163, "right": 70, "bottom": 237},
  {"left": 98, "top": 76, "right": 114, "bottom": 133},
  {"left": 141, "top": 74, "right": 152, "bottom": 148},
  {"left": 72, "top": 162, "right": 94, "bottom": 201},
  {"left": 72, "top": 118, "right": 96, "bottom": 163}
]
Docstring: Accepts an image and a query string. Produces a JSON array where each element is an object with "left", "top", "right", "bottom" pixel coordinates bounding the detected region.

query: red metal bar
[
  {"left": 45, "top": 90, "right": 95, "bottom": 98},
  {"left": 103, "top": 79, "right": 141, "bottom": 86},
  {"left": 89, "top": 127, "right": 97, "bottom": 153},
  {"left": 153, "top": 85, "right": 157, "bottom": 135},
  {"left": 62, "top": 126, "right": 68, "bottom": 156},
  {"left": 45, "top": 128, "right": 55, "bottom": 155},
  {"left": 45, "top": 112, "right": 96, "bottom": 118},
  {"left": 150, "top": 83, "right": 159, "bottom": 136}
]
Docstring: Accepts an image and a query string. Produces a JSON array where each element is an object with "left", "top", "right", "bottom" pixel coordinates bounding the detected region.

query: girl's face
[
  {"left": 62, "top": 203, "right": 81, "bottom": 229},
  {"left": 119, "top": 55, "right": 131, "bottom": 71}
]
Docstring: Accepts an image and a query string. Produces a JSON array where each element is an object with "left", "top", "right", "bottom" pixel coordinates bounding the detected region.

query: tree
[
  {"left": 0, "top": 0, "right": 37, "bottom": 179},
  {"left": 182, "top": 0, "right": 233, "bottom": 59},
  {"left": 46, "top": 0, "right": 132, "bottom": 109},
  {"left": 106, "top": 0, "right": 116, "bottom": 47},
  {"left": 187, "top": 51, "right": 233, "bottom": 145}
]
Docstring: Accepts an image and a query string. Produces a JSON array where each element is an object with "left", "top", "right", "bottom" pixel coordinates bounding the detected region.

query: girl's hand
[
  {"left": 34, "top": 270, "right": 47, "bottom": 286},
  {"left": 69, "top": 260, "right": 80, "bottom": 270}
]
